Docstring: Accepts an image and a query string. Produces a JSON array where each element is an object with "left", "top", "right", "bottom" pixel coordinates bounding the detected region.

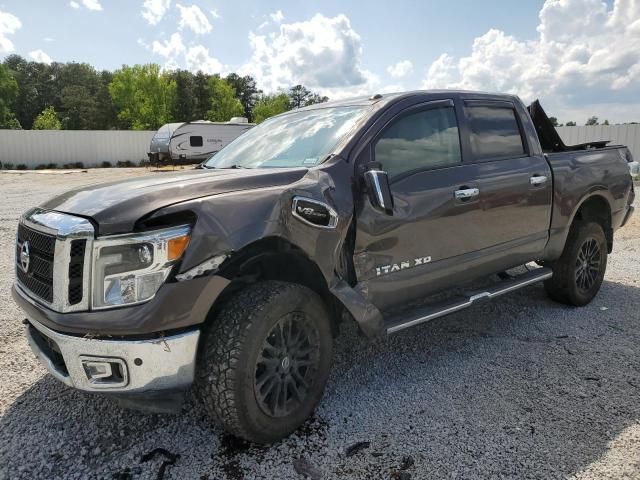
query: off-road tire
[
  {"left": 194, "top": 281, "right": 333, "bottom": 443},
  {"left": 544, "top": 221, "right": 608, "bottom": 306}
]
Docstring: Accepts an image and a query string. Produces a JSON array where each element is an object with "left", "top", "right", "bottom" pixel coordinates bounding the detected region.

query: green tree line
[{"left": 0, "top": 55, "right": 329, "bottom": 130}]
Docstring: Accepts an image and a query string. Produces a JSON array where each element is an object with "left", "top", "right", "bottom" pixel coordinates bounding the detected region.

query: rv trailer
[{"left": 149, "top": 118, "right": 254, "bottom": 164}]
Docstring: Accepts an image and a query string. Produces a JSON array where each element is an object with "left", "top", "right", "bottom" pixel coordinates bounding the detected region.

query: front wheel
[
  {"left": 544, "top": 221, "right": 608, "bottom": 306},
  {"left": 194, "top": 281, "right": 333, "bottom": 443}
]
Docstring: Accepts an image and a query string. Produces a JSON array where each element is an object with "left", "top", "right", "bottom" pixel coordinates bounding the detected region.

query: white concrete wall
[
  {"left": 0, "top": 130, "right": 155, "bottom": 168},
  {"left": 556, "top": 124, "right": 640, "bottom": 160}
]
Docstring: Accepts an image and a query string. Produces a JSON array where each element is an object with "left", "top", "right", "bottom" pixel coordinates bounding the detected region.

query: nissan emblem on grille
[{"left": 20, "top": 241, "right": 31, "bottom": 273}]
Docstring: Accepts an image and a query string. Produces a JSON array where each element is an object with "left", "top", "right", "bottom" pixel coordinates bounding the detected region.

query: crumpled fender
[{"left": 145, "top": 157, "right": 385, "bottom": 338}]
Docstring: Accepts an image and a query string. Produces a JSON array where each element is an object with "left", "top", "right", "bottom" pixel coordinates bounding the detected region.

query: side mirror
[{"left": 363, "top": 163, "right": 394, "bottom": 215}]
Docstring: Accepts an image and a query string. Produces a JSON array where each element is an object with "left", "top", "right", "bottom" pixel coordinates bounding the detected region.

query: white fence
[
  {"left": 0, "top": 130, "right": 155, "bottom": 168},
  {"left": 556, "top": 124, "right": 640, "bottom": 160}
]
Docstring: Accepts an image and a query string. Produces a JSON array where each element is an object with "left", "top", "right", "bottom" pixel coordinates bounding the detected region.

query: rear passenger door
[{"left": 462, "top": 99, "right": 552, "bottom": 256}]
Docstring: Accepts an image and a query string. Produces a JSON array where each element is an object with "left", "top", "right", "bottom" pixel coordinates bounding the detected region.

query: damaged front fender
[{"left": 147, "top": 157, "right": 386, "bottom": 338}]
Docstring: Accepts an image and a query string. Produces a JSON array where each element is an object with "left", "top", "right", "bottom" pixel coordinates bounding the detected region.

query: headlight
[{"left": 92, "top": 225, "right": 191, "bottom": 309}]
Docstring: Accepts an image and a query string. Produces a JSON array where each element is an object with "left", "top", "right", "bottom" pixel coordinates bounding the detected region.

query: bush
[
  {"left": 101, "top": 161, "right": 112, "bottom": 168},
  {"left": 3, "top": 163, "right": 14, "bottom": 170},
  {"left": 16, "top": 164, "right": 27, "bottom": 170},
  {"left": 46, "top": 163, "right": 57, "bottom": 169},
  {"left": 35, "top": 164, "right": 48, "bottom": 170},
  {"left": 62, "top": 162, "right": 85, "bottom": 169},
  {"left": 116, "top": 160, "right": 135, "bottom": 168}
]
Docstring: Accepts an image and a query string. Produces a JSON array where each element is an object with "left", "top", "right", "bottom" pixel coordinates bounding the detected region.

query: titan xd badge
[{"left": 376, "top": 256, "right": 431, "bottom": 276}]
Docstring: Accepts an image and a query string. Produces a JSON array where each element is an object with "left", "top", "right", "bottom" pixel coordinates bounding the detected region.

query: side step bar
[{"left": 385, "top": 267, "right": 553, "bottom": 335}]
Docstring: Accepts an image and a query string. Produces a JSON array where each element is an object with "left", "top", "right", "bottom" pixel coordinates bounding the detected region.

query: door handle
[
  {"left": 454, "top": 188, "right": 479, "bottom": 200},
  {"left": 530, "top": 175, "right": 548, "bottom": 186}
]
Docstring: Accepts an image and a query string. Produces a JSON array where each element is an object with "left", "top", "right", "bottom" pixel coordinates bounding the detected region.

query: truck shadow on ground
[{"left": 2, "top": 280, "right": 640, "bottom": 479}]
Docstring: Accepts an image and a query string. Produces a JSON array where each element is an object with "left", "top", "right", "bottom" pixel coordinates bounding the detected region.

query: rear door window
[{"left": 465, "top": 105, "right": 525, "bottom": 160}]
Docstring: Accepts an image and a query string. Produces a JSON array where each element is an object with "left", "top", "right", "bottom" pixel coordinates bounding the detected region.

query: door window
[
  {"left": 465, "top": 105, "right": 525, "bottom": 160},
  {"left": 375, "top": 106, "right": 461, "bottom": 178},
  {"left": 190, "top": 136, "right": 203, "bottom": 147}
]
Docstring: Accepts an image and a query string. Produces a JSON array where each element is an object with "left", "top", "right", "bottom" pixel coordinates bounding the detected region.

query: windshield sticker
[{"left": 303, "top": 158, "right": 319, "bottom": 166}]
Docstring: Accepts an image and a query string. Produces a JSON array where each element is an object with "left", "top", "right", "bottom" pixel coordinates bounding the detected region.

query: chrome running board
[{"left": 385, "top": 267, "right": 553, "bottom": 335}]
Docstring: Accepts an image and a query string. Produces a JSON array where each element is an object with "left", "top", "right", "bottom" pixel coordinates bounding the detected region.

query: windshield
[{"left": 203, "top": 106, "right": 368, "bottom": 169}]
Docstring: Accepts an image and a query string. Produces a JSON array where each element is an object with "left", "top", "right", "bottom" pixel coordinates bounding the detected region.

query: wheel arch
[
  {"left": 570, "top": 192, "right": 613, "bottom": 252},
  {"left": 204, "top": 236, "right": 344, "bottom": 336}
]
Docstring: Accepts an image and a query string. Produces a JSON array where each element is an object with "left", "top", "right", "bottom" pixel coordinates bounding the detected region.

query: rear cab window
[{"left": 465, "top": 103, "right": 526, "bottom": 160}]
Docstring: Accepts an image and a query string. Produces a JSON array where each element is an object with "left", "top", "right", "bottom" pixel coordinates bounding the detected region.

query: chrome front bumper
[{"left": 25, "top": 318, "right": 200, "bottom": 393}]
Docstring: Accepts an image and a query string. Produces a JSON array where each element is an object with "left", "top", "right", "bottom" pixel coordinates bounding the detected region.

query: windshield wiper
[{"left": 198, "top": 164, "right": 246, "bottom": 169}]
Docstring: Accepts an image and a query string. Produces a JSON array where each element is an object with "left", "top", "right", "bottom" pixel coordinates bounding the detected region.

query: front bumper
[
  {"left": 12, "top": 275, "right": 229, "bottom": 336},
  {"left": 24, "top": 317, "right": 200, "bottom": 397}
]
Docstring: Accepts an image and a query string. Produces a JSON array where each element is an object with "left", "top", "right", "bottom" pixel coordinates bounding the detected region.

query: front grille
[
  {"left": 17, "top": 224, "right": 55, "bottom": 255},
  {"left": 68, "top": 240, "right": 86, "bottom": 305},
  {"left": 16, "top": 224, "right": 56, "bottom": 303},
  {"left": 16, "top": 209, "right": 94, "bottom": 312}
]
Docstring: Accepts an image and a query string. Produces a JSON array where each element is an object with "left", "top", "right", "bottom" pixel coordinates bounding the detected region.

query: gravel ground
[{"left": 1, "top": 169, "right": 639, "bottom": 480}]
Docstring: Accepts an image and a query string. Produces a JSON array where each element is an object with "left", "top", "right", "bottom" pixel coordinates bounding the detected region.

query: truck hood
[{"left": 41, "top": 167, "right": 309, "bottom": 235}]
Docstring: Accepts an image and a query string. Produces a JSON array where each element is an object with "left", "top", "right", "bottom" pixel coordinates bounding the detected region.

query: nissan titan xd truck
[{"left": 13, "top": 90, "right": 636, "bottom": 443}]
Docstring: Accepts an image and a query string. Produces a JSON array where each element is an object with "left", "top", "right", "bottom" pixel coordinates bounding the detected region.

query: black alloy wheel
[
  {"left": 544, "top": 221, "right": 608, "bottom": 306},
  {"left": 575, "top": 237, "right": 602, "bottom": 292},
  {"left": 254, "top": 312, "right": 321, "bottom": 418}
]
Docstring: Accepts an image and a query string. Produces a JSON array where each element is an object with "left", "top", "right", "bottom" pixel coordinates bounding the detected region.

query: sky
[{"left": 0, "top": 0, "right": 639, "bottom": 123}]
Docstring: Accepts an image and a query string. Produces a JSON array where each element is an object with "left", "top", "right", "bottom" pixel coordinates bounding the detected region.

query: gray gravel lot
[{"left": 1, "top": 168, "right": 639, "bottom": 480}]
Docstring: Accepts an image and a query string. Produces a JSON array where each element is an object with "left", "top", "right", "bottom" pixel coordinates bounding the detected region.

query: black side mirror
[{"left": 363, "top": 163, "right": 394, "bottom": 215}]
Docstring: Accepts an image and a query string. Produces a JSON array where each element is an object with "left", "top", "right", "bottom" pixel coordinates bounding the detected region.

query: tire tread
[{"left": 194, "top": 281, "right": 322, "bottom": 442}]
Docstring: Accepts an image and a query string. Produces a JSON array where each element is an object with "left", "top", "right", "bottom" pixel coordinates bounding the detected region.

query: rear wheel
[
  {"left": 544, "top": 221, "right": 608, "bottom": 306},
  {"left": 194, "top": 281, "right": 333, "bottom": 443}
]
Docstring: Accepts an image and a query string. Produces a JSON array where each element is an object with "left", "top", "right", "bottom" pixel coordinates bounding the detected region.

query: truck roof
[{"left": 292, "top": 89, "right": 522, "bottom": 112}]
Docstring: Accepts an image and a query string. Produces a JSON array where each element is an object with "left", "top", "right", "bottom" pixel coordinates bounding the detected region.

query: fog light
[
  {"left": 80, "top": 356, "right": 128, "bottom": 388},
  {"left": 83, "top": 361, "right": 112, "bottom": 380}
]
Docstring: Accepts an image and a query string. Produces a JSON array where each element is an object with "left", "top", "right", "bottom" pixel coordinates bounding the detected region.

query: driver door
[{"left": 355, "top": 99, "right": 482, "bottom": 310}]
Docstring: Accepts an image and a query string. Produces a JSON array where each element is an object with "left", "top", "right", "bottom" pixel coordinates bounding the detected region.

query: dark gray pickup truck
[{"left": 13, "top": 90, "right": 636, "bottom": 443}]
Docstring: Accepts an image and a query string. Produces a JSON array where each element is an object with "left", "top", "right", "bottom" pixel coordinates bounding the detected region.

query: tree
[
  {"left": 603, "top": 119, "right": 610, "bottom": 125},
  {"left": 207, "top": 75, "right": 244, "bottom": 122},
  {"left": 288, "top": 85, "right": 329, "bottom": 109},
  {"left": 585, "top": 116, "right": 599, "bottom": 126},
  {"left": 225, "top": 73, "right": 260, "bottom": 121},
  {"left": 253, "top": 93, "right": 291, "bottom": 123},
  {"left": 95, "top": 70, "right": 118, "bottom": 129},
  {"left": 33, "top": 106, "right": 62, "bottom": 130},
  {"left": 305, "top": 92, "right": 329, "bottom": 106},
  {"left": 171, "top": 69, "right": 197, "bottom": 121},
  {"left": 54, "top": 62, "right": 105, "bottom": 129},
  {"left": 549, "top": 116, "right": 559, "bottom": 127},
  {"left": 565, "top": 121, "right": 577, "bottom": 126},
  {"left": 60, "top": 85, "right": 98, "bottom": 129},
  {"left": 192, "top": 71, "right": 212, "bottom": 120},
  {"left": 109, "top": 64, "right": 176, "bottom": 130},
  {"left": 3, "top": 55, "right": 57, "bottom": 129},
  {"left": 0, "top": 63, "right": 21, "bottom": 129}
]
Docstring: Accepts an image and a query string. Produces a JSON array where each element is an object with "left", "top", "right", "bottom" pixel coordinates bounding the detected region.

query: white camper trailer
[{"left": 149, "top": 118, "right": 254, "bottom": 164}]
